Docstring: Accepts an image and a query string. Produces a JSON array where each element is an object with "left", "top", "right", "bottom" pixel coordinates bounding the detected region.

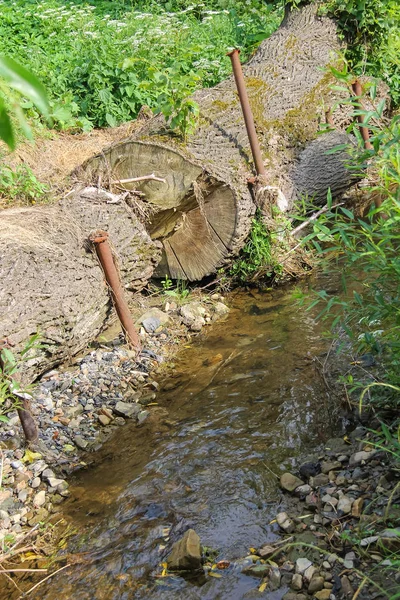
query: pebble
[
  {"left": 337, "top": 495, "right": 353, "bottom": 514},
  {"left": 276, "top": 511, "right": 295, "bottom": 533},
  {"left": 280, "top": 473, "right": 304, "bottom": 492},
  {"left": 308, "top": 576, "right": 324, "bottom": 594},
  {"left": 291, "top": 574, "right": 303, "bottom": 591},
  {"left": 296, "top": 558, "right": 312, "bottom": 574},
  {"left": 33, "top": 490, "right": 46, "bottom": 507},
  {"left": 349, "top": 450, "right": 376, "bottom": 466}
]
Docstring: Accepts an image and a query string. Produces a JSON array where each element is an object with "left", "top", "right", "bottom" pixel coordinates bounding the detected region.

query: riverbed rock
[
  {"left": 291, "top": 574, "right": 303, "bottom": 591},
  {"left": 296, "top": 558, "right": 312, "bottom": 574},
  {"left": 299, "top": 462, "right": 321, "bottom": 479},
  {"left": 212, "top": 302, "right": 230, "bottom": 318},
  {"left": 180, "top": 302, "right": 208, "bottom": 331},
  {"left": 314, "top": 590, "right": 330, "bottom": 600},
  {"left": 280, "top": 473, "right": 304, "bottom": 492},
  {"left": 308, "top": 576, "right": 324, "bottom": 594},
  {"left": 113, "top": 401, "right": 140, "bottom": 419},
  {"left": 136, "top": 308, "right": 170, "bottom": 331},
  {"left": 166, "top": 529, "right": 202, "bottom": 571},
  {"left": 349, "top": 450, "right": 377, "bottom": 466},
  {"left": 276, "top": 511, "right": 295, "bottom": 533},
  {"left": 337, "top": 496, "right": 353, "bottom": 514}
]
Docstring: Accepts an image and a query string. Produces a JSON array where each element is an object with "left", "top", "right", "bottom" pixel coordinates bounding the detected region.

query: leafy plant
[
  {"left": 0, "top": 0, "right": 283, "bottom": 131},
  {"left": 162, "top": 276, "right": 190, "bottom": 302},
  {"left": 0, "top": 55, "right": 49, "bottom": 149},
  {"left": 0, "top": 163, "right": 48, "bottom": 205},
  {"left": 230, "top": 214, "right": 283, "bottom": 283},
  {"left": 0, "top": 333, "right": 42, "bottom": 422},
  {"left": 298, "top": 88, "right": 400, "bottom": 410},
  {"left": 322, "top": 0, "right": 400, "bottom": 106}
]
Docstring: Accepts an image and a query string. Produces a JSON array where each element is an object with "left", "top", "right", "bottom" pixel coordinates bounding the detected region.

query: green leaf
[
  {"left": 0, "top": 56, "right": 49, "bottom": 117},
  {"left": 0, "top": 98, "right": 15, "bottom": 150}
]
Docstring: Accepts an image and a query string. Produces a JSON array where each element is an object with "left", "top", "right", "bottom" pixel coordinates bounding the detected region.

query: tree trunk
[
  {"left": 79, "top": 4, "right": 355, "bottom": 281},
  {"left": 0, "top": 188, "right": 161, "bottom": 383}
]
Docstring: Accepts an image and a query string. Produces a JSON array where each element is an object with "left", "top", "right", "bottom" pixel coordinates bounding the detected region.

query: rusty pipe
[
  {"left": 351, "top": 79, "right": 373, "bottom": 151},
  {"left": 227, "top": 49, "right": 266, "bottom": 178},
  {"left": 90, "top": 231, "right": 141, "bottom": 351}
]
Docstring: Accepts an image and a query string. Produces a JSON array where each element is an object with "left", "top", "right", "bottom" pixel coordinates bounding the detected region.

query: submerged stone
[{"left": 166, "top": 529, "right": 202, "bottom": 571}]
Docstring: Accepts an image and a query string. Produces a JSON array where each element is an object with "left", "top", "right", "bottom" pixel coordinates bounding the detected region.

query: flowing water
[{"left": 37, "top": 281, "right": 347, "bottom": 600}]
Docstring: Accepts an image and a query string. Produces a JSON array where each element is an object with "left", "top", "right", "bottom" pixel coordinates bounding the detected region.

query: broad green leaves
[{"left": 0, "top": 56, "right": 49, "bottom": 149}]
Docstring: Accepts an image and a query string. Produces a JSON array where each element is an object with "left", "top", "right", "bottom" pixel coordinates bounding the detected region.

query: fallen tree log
[
  {"left": 0, "top": 188, "right": 161, "bottom": 382},
  {"left": 79, "top": 4, "right": 358, "bottom": 281}
]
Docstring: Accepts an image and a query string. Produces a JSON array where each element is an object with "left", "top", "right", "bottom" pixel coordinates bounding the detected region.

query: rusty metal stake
[
  {"left": 351, "top": 79, "right": 373, "bottom": 151},
  {"left": 227, "top": 49, "right": 266, "bottom": 178},
  {"left": 90, "top": 231, "right": 141, "bottom": 351},
  {"left": 0, "top": 339, "right": 38, "bottom": 443}
]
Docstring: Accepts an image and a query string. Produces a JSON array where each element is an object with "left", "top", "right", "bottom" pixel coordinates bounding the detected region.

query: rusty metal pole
[
  {"left": 0, "top": 339, "right": 38, "bottom": 443},
  {"left": 351, "top": 79, "right": 373, "bottom": 151},
  {"left": 90, "top": 231, "right": 141, "bottom": 351},
  {"left": 227, "top": 49, "right": 266, "bottom": 178}
]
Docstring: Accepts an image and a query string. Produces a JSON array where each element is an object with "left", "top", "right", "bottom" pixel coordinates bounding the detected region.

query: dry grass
[{"left": 1, "top": 121, "right": 143, "bottom": 209}]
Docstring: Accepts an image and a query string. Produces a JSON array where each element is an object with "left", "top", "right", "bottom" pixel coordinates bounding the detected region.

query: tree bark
[
  {"left": 0, "top": 188, "right": 161, "bottom": 383},
  {"left": 79, "top": 4, "right": 357, "bottom": 281}
]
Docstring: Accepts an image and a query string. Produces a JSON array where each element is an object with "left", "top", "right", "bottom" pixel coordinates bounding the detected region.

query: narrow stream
[{"left": 39, "top": 281, "right": 347, "bottom": 600}]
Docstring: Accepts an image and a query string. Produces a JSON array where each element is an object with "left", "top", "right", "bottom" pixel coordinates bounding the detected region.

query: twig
[
  {"left": 5, "top": 524, "right": 40, "bottom": 557},
  {"left": 22, "top": 563, "right": 71, "bottom": 596},
  {"left": 111, "top": 173, "right": 166, "bottom": 185},
  {"left": 0, "top": 568, "right": 47, "bottom": 573},
  {"left": 352, "top": 578, "right": 367, "bottom": 600},
  {"left": 0, "top": 564, "right": 23, "bottom": 593},
  {"left": 291, "top": 203, "right": 344, "bottom": 237}
]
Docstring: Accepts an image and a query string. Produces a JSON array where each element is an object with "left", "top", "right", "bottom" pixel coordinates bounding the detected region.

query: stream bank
[{"left": 1, "top": 281, "right": 399, "bottom": 599}]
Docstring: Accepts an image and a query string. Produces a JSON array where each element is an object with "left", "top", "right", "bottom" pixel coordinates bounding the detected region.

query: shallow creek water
[{"left": 39, "top": 282, "right": 347, "bottom": 600}]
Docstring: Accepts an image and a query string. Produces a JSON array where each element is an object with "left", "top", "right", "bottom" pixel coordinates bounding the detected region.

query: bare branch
[{"left": 111, "top": 173, "right": 166, "bottom": 185}]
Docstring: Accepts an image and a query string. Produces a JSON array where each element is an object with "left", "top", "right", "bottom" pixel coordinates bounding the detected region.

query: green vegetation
[
  {"left": 299, "top": 104, "right": 400, "bottom": 411},
  {"left": 0, "top": 0, "right": 283, "bottom": 136},
  {"left": 0, "top": 333, "right": 42, "bottom": 422},
  {"left": 323, "top": 0, "right": 400, "bottom": 106},
  {"left": 230, "top": 214, "right": 285, "bottom": 284},
  {"left": 0, "top": 55, "right": 49, "bottom": 149},
  {"left": 0, "top": 163, "right": 49, "bottom": 205},
  {"left": 161, "top": 275, "right": 191, "bottom": 303}
]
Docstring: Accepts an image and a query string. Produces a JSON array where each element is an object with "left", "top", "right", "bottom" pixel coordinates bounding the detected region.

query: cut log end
[{"left": 83, "top": 141, "right": 250, "bottom": 281}]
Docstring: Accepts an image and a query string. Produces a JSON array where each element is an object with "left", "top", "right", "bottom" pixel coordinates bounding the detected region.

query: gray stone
[
  {"left": 269, "top": 566, "right": 281, "bottom": 590},
  {"left": 276, "top": 511, "right": 295, "bottom": 533},
  {"left": 180, "top": 302, "right": 207, "bottom": 330},
  {"left": 166, "top": 529, "right": 202, "bottom": 571},
  {"left": 33, "top": 490, "right": 46, "bottom": 507},
  {"left": 42, "top": 468, "right": 56, "bottom": 481},
  {"left": 113, "top": 401, "right": 140, "bottom": 419},
  {"left": 47, "top": 477, "right": 65, "bottom": 489},
  {"left": 296, "top": 558, "right": 312, "bottom": 574},
  {"left": 137, "top": 410, "right": 149, "bottom": 425},
  {"left": 310, "top": 474, "right": 329, "bottom": 487},
  {"left": 212, "top": 302, "right": 230, "bottom": 317},
  {"left": 349, "top": 450, "right": 376, "bottom": 466},
  {"left": 74, "top": 435, "right": 88, "bottom": 450},
  {"left": 11, "top": 460, "right": 23, "bottom": 469},
  {"left": 337, "top": 496, "right": 353, "bottom": 514},
  {"left": 142, "top": 317, "right": 161, "bottom": 333},
  {"left": 295, "top": 484, "right": 312, "bottom": 497},
  {"left": 321, "top": 461, "right": 342, "bottom": 474},
  {"left": 280, "top": 473, "right": 304, "bottom": 493},
  {"left": 304, "top": 565, "right": 317, "bottom": 582},
  {"left": 291, "top": 574, "right": 303, "bottom": 591},
  {"left": 136, "top": 308, "right": 170, "bottom": 329},
  {"left": 31, "top": 477, "right": 41, "bottom": 489}
]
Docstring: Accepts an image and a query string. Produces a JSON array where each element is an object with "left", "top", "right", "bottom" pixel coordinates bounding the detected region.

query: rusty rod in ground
[
  {"left": 90, "top": 231, "right": 141, "bottom": 351},
  {"left": 351, "top": 79, "right": 373, "bottom": 151},
  {"left": 0, "top": 339, "right": 38, "bottom": 443},
  {"left": 227, "top": 49, "right": 266, "bottom": 178}
]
